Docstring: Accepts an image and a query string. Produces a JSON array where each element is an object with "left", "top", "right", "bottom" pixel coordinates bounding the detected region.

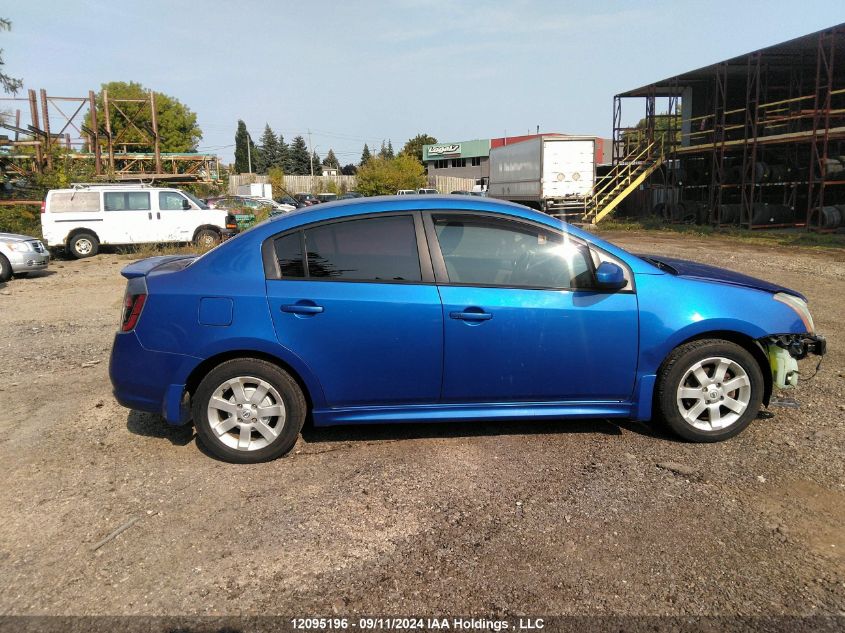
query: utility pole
[{"left": 307, "top": 129, "right": 314, "bottom": 192}]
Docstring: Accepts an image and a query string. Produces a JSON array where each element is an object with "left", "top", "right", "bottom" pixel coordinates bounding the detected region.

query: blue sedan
[{"left": 109, "top": 196, "right": 826, "bottom": 463}]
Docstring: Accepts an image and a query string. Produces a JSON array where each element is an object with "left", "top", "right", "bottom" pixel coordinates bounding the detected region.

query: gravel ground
[{"left": 0, "top": 232, "right": 843, "bottom": 628}]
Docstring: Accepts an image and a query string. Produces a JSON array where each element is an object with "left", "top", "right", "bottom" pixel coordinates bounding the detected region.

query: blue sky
[{"left": 3, "top": 1, "right": 844, "bottom": 164}]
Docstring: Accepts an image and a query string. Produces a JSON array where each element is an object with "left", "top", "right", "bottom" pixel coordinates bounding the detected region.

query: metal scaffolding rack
[
  {"left": 611, "top": 23, "right": 845, "bottom": 230},
  {"left": 0, "top": 88, "right": 219, "bottom": 184}
]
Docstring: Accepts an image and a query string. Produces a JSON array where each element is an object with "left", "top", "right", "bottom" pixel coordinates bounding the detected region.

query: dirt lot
[{"left": 0, "top": 232, "right": 844, "bottom": 624}]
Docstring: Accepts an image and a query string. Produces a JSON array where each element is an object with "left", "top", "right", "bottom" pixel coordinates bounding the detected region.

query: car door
[
  {"left": 102, "top": 190, "right": 153, "bottom": 244},
  {"left": 428, "top": 212, "right": 638, "bottom": 403},
  {"left": 157, "top": 190, "right": 194, "bottom": 242},
  {"left": 265, "top": 213, "right": 443, "bottom": 408}
]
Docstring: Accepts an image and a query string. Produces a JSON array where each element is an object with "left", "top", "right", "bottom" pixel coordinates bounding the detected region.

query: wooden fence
[
  {"left": 229, "top": 173, "right": 357, "bottom": 195},
  {"left": 229, "top": 173, "right": 477, "bottom": 195}
]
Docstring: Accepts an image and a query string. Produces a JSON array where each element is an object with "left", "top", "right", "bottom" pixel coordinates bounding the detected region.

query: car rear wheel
[
  {"left": 68, "top": 232, "right": 99, "bottom": 258},
  {"left": 193, "top": 358, "right": 306, "bottom": 463},
  {"left": 656, "top": 339, "right": 764, "bottom": 442}
]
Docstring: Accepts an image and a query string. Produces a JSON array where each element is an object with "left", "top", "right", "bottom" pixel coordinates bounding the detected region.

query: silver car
[{"left": 0, "top": 232, "right": 50, "bottom": 282}]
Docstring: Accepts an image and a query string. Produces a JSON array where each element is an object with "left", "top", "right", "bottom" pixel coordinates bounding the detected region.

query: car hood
[
  {"left": 638, "top": 254, "right": 806, "bottom": 301},
  {"left": 0, "top": 232, "right": 36, "bottom": 242}
]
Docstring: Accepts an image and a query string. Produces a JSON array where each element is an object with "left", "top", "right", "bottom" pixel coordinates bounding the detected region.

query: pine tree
[
  {"left": 341, "top": 163, "right": 358, "bottom": 176},
  {"left": 256, "top": 123, "right": 279, "bottom": 174},
  {"left": 311, "top": 151, "right": 323, "bottom": 176},
  {"left": 288, "top": 135, "right": 310, "bottom": 175},
  {"left": 322, "top": 148, "right": 340, "bottom": 169},
  {"left": 234, "top": 120, "right": 255, "bottom": 173},
  {"left": 385, "top": 140, "right": 395, "bottom": 160},
  {"left": 378, "top": 140, "right": 388, "bottom": 159},
  {"left": 277, "top": 134, "right": 289, "bottom": 172},
  {"left": 360, "top": 143, "right": 372, "bottom": 166}
]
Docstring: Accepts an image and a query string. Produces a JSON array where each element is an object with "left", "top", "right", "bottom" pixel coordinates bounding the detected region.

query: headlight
[
  {"left": 773, "top": 292, "right": 815, "bottom": 333},
  {"left": 2, "top": 241, "right": 32, "bottom": 252}
]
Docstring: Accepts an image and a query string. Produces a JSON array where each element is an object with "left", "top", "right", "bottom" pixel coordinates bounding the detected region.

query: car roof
[{"left": 209, "top": 195, "right": 656, "bottom": 275}]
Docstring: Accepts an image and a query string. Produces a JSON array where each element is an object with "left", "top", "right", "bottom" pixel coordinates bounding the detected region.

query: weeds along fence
[{"left": 229, "top": 173, "right": 357, "bottom": 195}]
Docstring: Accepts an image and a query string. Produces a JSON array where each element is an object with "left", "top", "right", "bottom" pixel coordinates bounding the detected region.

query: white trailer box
[
  {"left": 237, "top": 182, "right": 273, "bottom": 199},
  {"left": 488, "top": 136, "right": 595, "bottom": 214}
]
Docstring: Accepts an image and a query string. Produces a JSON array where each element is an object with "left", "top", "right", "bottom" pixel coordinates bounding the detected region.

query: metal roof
[{"left": 617, "top": 22, "right": 845, "bottom": 97}]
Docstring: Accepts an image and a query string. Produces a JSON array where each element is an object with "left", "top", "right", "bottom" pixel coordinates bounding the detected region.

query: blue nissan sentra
[{"left": 109, "top": 196, "right": 826, "bottom": 463}]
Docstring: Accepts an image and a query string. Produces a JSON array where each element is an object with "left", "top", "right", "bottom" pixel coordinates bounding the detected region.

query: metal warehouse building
[
  {"left": 588, "top": 22, "right": 845, "bottom": 229},
  {"left": 423, "top": 135, "right": 612, "bottom": 180}
]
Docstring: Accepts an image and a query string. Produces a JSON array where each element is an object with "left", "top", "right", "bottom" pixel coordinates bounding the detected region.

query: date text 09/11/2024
[{"left": 290, "top": 617, "right": 546, "bottom": 630}]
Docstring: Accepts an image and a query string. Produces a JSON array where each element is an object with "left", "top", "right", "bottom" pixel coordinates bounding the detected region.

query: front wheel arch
[{"left": 655, "top": 330, "right": 772, "bottom": 412}]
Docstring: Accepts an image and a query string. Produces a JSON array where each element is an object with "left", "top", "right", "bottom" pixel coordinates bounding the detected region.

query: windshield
[{"left": 183, "top": 191, "right": 210, "bottom": 210}]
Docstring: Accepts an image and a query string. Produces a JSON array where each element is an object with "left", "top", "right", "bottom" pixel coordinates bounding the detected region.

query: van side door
[{"left": 102, "top": 191, "right": 153, "bottom": 244}]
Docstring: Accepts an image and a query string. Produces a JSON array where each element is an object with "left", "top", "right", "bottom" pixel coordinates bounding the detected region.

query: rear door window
[
  {"left": 271, "top": 215, "right": 421, "bottom": 282},
  {"left": 305, "top": 216, "right": 421, "bottom": 282}
]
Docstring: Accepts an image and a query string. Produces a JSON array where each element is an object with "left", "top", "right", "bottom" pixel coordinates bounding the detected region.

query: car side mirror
[
  {"left": 182, "top": 199, "right": 191, "bottom": 210},
  {"left": 595, "top": 261, "right": 627, "bottom": 290}
]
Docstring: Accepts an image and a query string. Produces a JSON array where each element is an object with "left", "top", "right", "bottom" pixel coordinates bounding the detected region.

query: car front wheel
[
  {"left": 192, "top": 358, "right": 306, "bottom": 463},
  {"left": 656, "top": 339, "right": 764, "bottom": 442}
]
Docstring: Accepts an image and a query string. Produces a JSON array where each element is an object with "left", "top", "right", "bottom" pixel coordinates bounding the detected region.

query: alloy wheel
[
  {"left": 206, "top": 376, "right": 287, "bottom": 451},
  {"left": 675, "top": 356, "right": 752, "bottom": 431}
]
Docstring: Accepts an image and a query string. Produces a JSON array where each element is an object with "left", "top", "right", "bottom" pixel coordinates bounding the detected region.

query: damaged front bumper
[{"left": 762, "top": 333, "right": 826, "bottom": 389}]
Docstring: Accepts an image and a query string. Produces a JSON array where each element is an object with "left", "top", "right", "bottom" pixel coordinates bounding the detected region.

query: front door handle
[
  {"left": 450, "top": 310, "right": 492, "bottom": 322},
  {"left": 148, "top": 212, "right": 152, "bottom": 220},
  {"left": 281, "top": 303, "right": 324, "bottom": 315}
]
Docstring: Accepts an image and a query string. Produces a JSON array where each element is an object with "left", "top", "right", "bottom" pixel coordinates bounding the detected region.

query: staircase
[{"left": 582, "top": 142, "right": 664, "bottom": 224}]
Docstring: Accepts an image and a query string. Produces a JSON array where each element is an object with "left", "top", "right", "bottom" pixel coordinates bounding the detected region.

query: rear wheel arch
[
  {"left": 185, "top": 350, "right": 315, "bottom": 416},
  {"left": 660, "top": 330, "right": 772, "bottom": 407}
]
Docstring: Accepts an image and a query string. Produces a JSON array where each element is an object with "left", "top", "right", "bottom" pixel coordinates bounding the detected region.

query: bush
[
  {"left": 0, "top": 205, "right": 42, "bottom": 238},
  {"left": 355, "top": 155, "right": 426, "bottom": 196}
]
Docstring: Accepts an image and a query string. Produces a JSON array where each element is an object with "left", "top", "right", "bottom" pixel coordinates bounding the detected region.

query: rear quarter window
[{"left": 48, "top": 192, "right": 100, "bottom": 212}]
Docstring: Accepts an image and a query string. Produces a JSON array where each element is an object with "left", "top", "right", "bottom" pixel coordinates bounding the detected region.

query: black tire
[
  {"left": 0, "top": 254, "right": 11, "bottom": 283},
  {"left": 655, "top": 339, "right": 764, "bottom": 442},
  {"left": 68, "top": 232, "right": 99, "bottom": 259},
  {"left": 192, "top": 358, "right": 306, "bottom": 463},
  {"left": 194, "top": 228, "right": 221, "bottom": 249}
]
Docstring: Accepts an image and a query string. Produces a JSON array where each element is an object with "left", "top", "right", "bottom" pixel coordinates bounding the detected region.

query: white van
[{"left": 41, "top": 184, "right": 236, "bottom": 258}]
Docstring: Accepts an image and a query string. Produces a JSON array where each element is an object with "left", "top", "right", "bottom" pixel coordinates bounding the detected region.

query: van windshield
[{"left": 183, "top": 191, "right": 210, "bottom": 210}]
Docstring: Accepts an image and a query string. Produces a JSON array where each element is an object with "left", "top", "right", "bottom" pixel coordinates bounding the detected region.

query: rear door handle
[
  {"left": 148, "top": 212, "right": 152, "bottom": 220},
  {"left": 450, "top": 310, "right": 492, "bottom": 321},
  {"left": 281, "top": 304, "right": 324, "bottom": 315}
]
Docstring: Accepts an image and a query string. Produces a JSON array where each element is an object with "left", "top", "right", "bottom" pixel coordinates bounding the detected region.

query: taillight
[
  {"left": 41, "top": 200, "right": 46, "bottom": 214},
  {"left": 121, "top": 292, "right": 147, "bottom": 332}
]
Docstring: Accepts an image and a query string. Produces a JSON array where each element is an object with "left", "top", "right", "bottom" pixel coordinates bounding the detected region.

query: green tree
[
  {"left": 385, "top": 140, "right": 394, "bottom": 160},
  {"left": 341, "top": 163, "right": 358, "bottom": 176},
  {"left": 277, "top": 133, "right": 289, "bottom": 171},
  {"left": 322, "top": 148, "right": 340, "bottom": 169},
  {"left": 360, "top": 143, "right": 371, "bottom": 166},
  {"left": 311, "top": 151, "right": 323, "bottom": 176},
  {"left": 234, "top": 120, "right": 255, "bottom": 173},
  {"left": 86, "top": 81, "right": 202, "bottom": 152},
  {"left": 0, "top": 18, "right": 22, "bottom": 94},
  {"left": 288, "top": 135, "right": 310, "bottom": 175},
  {"left": 256, "top": 123, "right": 279, "bottom": 174},
  {"left": 355, "top": 155, "right": 426, "bottom": 196},
  {"left": 400, "top": 133, "right": 437, "bottom": 163},
  {"left": 267, "top": 166, "right": 285, "bottom": 199}
]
